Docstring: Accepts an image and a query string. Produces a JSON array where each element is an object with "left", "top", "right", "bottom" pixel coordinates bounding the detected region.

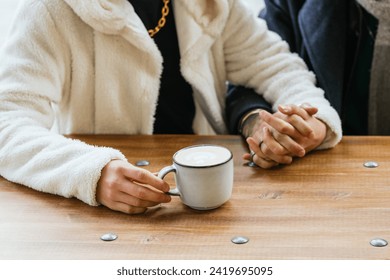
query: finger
[
  {"left": 260, "top": 126, "right": 286, "bottom": 155},
  {"left": 120, "top": 181, "right": 172, "bottom": 204},
  {"left": 274, "top": 105, "right": 314, "bottom": 137},
  {"left": 246, "top": 137, "right": 276, "bottom": 168},
  {"left": 116, "top": 189, "right": 168, "bottom": 208},
  {"left": 122, "top": 166, "right": 170, "bottom": 192},
  {"left": 110, "top": 201, "right": 148, "bottom": 214},
  {"left": 254, "top": 155, "right": 279, "bottom": 169},
  {"left": 278, "top": 104, "right": 313, "bottom": 120},
  {"left": 243, "top": 151, "right": 277, "bottom": 169},
  {"left": 243, "top": 152, "right": 251, "bottom": 161},
  {"left": 260, "top": 110, "right": 296, "bottom": 136},
  {"left": 271, "top": 128, "right": 306, "bottom": 157},
  {"left": 96, "top": 185, "right": 149, "bottom": 214},
  {"left": 259, "top": 127, "right": 294, "bottom": 164},
  {"left": 300, "top": 103, "right": 318, "bottom": 116},
  {"left": 283, "top": 114, "right": 314, "bottom": 137},
  {"left": 246, "top": 147, "right": 279, "bottom": 169},
  {"left": 247, "top": 137, "right": 284, "bottom": 167}
]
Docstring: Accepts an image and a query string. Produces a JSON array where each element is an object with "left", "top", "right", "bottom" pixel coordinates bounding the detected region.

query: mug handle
[{"left": 157, "top": 165, "right": 180, "bottom": 196}]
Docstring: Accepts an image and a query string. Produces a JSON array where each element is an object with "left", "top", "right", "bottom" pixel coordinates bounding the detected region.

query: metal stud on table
[
  {"left": 100, "top": 233, "right": 118, "bottom": 242},
  {"left": 135, "top": 160, "right": 150, "bottom": 167},
  {"left": 231, "top": 236, "right": 249, "bottom": 244},
  {"left": 370, "top": 238, "right": 388, "bottom": 247},
  {"left": 363, "top": 161, "right": 379, "bottom": 168}
]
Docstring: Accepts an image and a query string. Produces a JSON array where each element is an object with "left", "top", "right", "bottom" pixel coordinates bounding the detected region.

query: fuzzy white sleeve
[
  {"left": 0, "top": 1, "right": 125, "bottom": 205},
  {"left": 223, "top": 0, "right": 342, "bottom": 149}
]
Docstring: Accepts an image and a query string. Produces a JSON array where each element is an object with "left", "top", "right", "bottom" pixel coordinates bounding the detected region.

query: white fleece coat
[{"left": 0, "top": 0, "right": 342, "bottom": 206}]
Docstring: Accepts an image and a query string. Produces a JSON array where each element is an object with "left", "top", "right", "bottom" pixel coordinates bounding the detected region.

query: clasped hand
[{"left": 243, "top": 104, "right": 327, "bottom": 168}]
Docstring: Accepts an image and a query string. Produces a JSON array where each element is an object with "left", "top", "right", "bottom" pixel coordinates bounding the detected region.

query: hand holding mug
[{"left": 97, "top": 160, "right": 171, "bottom": 214}]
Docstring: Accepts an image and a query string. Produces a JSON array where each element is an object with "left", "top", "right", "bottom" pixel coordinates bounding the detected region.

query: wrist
[{"left": 238, "top": 108, "right": 263, "bottom": 138}]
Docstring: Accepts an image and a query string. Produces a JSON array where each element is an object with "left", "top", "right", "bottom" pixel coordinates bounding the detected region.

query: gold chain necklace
[{"left": 148, "top": 0, "right": 170, "bottom": 37}]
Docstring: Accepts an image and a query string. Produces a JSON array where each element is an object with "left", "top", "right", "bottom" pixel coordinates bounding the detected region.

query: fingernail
[{"left": 279, "top": 105, "right": 290, "bottom": 112}]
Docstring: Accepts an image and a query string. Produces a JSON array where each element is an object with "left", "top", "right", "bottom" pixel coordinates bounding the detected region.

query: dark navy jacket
[
  {"left": 226, "top": 0, "right": 364, "bottom": 134},
  {"left": 260, "top": 0, "right": 349, "bottom": 114}
]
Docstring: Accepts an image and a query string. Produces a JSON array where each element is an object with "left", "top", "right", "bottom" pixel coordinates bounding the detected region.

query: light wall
[{"left": 0, "top": 0, "right": 21, "bottom": 46}]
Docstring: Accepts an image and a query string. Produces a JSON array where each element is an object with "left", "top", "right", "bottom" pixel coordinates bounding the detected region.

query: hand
[
  {"left": 242, "top": 110, "right": 286, "bottom": 168},
  {"left": 243, "top": 104, "right": 326, "bottom": 168},
  {"left": 244, "top": 126, "right": 293, "bottom": 168},
  {"left": 270, "top": 104, "right": 327, "bottom": 153},
  {"left": 96, "top": 160, "right": 171, "bottom": 214}
]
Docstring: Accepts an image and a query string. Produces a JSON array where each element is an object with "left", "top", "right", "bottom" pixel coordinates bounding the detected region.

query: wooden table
[{"left": 1, "top": 135, "right": 390, "bottom": 260}]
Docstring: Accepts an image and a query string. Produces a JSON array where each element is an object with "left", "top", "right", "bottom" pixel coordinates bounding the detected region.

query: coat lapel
[
  {"left": 63, "top": 0, "right": 160, "bottom": 55},
  {"left": 63, "top": 0, "right": 163, "bottom": 134},
  {"left": 173, "top": 0, "right": 228, "bottom": 62},
  {"left": 173, "top": 0, "right": 229, "bottom": 134}
]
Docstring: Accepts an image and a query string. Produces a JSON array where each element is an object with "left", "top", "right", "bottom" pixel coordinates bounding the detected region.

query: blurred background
[{"left": 0, "top": 0, "right": 264, "bottom": 46}]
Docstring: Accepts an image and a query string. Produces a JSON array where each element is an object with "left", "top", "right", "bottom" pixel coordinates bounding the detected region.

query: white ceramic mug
[{"left": 158, "top": 145, "right": 234, "bottom": 210}]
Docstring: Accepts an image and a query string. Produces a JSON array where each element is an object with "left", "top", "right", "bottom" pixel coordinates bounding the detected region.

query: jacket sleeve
[
  {"left": 225, "top": 85, "right": 272, "bottom": 134},
  {"left": 222, "top": 0, "right": 342, "bottom": 149},
  {"left": 225, "top": 0, "right": 296, "bottom": 135},
  {"left": 0, "top": 1, "right": 126, "bottom": 206}
]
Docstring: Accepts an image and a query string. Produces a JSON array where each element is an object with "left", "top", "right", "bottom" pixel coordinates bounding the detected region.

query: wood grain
[{"left": 1, "top": 135, "right": 389, "bottom": 260}]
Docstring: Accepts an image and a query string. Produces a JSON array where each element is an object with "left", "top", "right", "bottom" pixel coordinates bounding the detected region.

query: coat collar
[
  {"left": 63, "top": 0, "right": 229, "bottom": 58},
  {"left": 63, "top": 0, "right": 139, "bottom": 35},
  {"left": 173, "top": 0, "right": 229, "bottom": 61},
  {"left": 63, "top": 0, "right": 156, "bottom": 53}
]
